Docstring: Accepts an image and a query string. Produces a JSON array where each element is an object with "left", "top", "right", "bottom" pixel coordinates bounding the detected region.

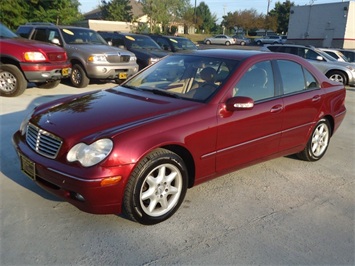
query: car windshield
[
  {"left": 0, "top": 23, "right": 18, "bottom": 38},
  {"left": 316, "top": 49, "right": 337, "bottom": 62},
  {"left": 122, "top": 54, "right": 239, "bottom": 102},
  {"left": 60, "top": 28, "right": 107, "bottom": 45},
  {"left": 169, "top": 37, "right": 197, "bottom": 50},
  {"left": 125, "top": 35, "right": 161, "bottom": 50}
]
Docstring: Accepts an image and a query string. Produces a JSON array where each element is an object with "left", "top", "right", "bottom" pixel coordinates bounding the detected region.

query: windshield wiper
[
  {"left": 150, "top": 89, "right": 181, "bottom": 99},
  {"left": 139, "top": 88, "right": 180, "bottom": 99}
]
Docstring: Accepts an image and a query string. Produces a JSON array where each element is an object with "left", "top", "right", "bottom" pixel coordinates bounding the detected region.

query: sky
[{"left": 78, "top": 0, "right": 350, "bottom": 22}]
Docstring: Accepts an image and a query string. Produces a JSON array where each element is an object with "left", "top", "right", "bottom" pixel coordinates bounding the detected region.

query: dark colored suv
[
  {"left": 17, "top": 23, "right": 138, "bottom": 88},
  {"left": 147, "top": 34, "right": 198, "bottom": 53},
  {"left": 0, "top": 23, "right": 71, "bottom": 97},
  {"left": 98, "top": 31, "right": 169, "bottom": 70}
]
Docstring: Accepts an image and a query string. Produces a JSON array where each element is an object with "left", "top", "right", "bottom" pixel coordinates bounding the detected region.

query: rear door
[{"left": 275, "top": 59, "right": 323, "bottom": 151}]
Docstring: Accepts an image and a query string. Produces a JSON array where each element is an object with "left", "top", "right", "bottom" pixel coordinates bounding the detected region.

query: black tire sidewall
[
  {"left": 70, "top": 64, "right": 90, "bottom": 88},
  {"left": 0, "top": 64, "right": 27, "bottom": 97},
  {"left": 305, "top": 119, "right": 331, "bottom": 161},
  {"left": 129, "top": 150, "right": 188, "bottom": 225}
]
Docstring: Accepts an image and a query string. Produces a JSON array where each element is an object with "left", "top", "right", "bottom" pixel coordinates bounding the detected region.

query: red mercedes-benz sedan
[{"left": 13, "top": 50, "right": 346, "bottom": 225}]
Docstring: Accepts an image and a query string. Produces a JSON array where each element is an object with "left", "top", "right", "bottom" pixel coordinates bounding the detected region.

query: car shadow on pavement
[{"left": 1, "top": 94, "right": 76, "bottom": 202}]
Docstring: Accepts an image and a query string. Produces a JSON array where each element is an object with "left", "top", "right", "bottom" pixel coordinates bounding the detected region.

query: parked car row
[
  {"left": 203, "top": 34, "right": 251, "bottom": 46},
  {"left": 1, "top": 22, "right": 199, "bottom": 97}
]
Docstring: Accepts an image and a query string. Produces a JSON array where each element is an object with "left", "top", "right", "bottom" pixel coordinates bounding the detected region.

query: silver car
[
  {"left": 319, "top": 48, "right": 349, "bottom": 63},
  {"left": 255, "top": 35, "right": 286, "bottom": 45},
  {"left": 204, "top": 35, "right": 236, "bottom": 46},
  {"left": 261, "top": 44, "right": 355, "bottom": 86}
]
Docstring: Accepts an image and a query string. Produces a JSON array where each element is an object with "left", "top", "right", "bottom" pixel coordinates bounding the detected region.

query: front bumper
[
  {"left": 12, "top": 131, "right": 134, "bottom": 215},
  {"left": 85, "top": 63, "right": 138, "bottom": 80},
  {"left": 21, "top": 62, "right": 71, "bottom": 83}
]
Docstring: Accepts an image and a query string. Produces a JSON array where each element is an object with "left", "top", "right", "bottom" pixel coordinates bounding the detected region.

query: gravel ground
[{"left": 1, "top": 81, "right": 354, "bottom": 265}]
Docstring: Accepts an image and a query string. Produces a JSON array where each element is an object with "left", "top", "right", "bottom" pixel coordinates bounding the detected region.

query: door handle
[
  {"left": 312, "top": 95, "right": 321, "bottom": 102},
  {"left": 270, "top": 104, "right": 283, "bottom": 113}
]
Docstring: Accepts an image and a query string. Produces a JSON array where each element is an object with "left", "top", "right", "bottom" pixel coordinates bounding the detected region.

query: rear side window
[
  {"left": 277, "top": 60, "right": 317, "bottom": 94},
  {"left": 16, "top": 26, "right": 32, "bottom": 38}
]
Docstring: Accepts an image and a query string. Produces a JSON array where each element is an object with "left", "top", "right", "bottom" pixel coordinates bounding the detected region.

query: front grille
[
  {"left": 106, "top": 54, "right": 130, "bottom": 63},
  {"left": 26, "top": 123, "right": 63, "bottom": 159},
  {"left": 47, "top": 52, "right": 67, "bottom": 62}
]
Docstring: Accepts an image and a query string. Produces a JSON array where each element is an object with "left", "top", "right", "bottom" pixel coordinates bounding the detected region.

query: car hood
[
  {"left": 31, "top": 87, "right": 198, "bottom": 141},
  {"left": 1, "top": 37, "right": 65, "bottom": 52},
  {"left": 65, "top": 43, "right": 134, "bottom": 56}
]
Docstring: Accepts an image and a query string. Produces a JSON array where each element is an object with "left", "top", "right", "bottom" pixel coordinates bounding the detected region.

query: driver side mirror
[
  {"left": 225, "top": 96, "right": 254, "bottom": 112},
  {"left": 51, "top": 38, "right": 61, "bottom": 46}
]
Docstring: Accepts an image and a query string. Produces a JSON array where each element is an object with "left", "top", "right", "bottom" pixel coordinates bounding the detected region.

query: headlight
[
  {"left": 149, "top": 57, "right": 160, "bottom": 65},
  {"left": 345, "top": 65, "right": 355, "bottom": 72},
  {"left": 67, "top": 138, "right": 113, "bottom": 167},
  {"left": 130, "top": 56, "right": 137, "bottom": 62},
  {"left": 88, "top": 55, "right": 108, "bottom": 63},
  {"left": 24, "top": 52, "right": 46, "bottom": 62}
]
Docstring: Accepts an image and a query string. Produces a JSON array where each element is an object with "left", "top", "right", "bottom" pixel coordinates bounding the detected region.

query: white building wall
[{"left": 287, "top": 1, "right": 355, "bottom": 49}]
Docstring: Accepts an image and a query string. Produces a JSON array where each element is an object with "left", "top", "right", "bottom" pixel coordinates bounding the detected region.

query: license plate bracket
[
  {"left": 118, "top": 72, "right": 127, "bottom": 79},
  {"left": 20, "top": 155, "right": 36, "bottom": 180},
  {"left": 62, "top": 68, "right": 69, "bottom": 76}
]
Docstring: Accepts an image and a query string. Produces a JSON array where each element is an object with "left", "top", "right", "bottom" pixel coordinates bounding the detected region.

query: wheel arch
[
  {"left": 161, "top": 144, "right": 196, "bottom": 188},
  {"left": 323, "top": 114, "right": 335, "bottom": 136},
  {"left": 0, "top": 57, "right": 26, "bottom": 78},
  {"left": 325, "top": 69, "right": 348, "bottom": 85}
]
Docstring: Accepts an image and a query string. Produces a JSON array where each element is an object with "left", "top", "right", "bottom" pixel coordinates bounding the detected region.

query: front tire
[
  {"left": 0, "top": 64, "right": 27, "bottom": 97},
  {"left": 70, "top": 64, "right": 90, "bottom": 88},
  {"left": 123, "top": 148, "right": 188, "bottom": 225},
  {"left": 327, "top": 70, "right": 347, "bottom": 85},
  {"left": 225, "top": 41, "right": 231, "bottom": 46},
  {"left": 297, "top": 119, "right": 331, "bottom": 161}
]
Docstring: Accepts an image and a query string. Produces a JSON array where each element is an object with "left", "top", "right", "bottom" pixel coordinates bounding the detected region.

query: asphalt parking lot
[{"left": 1, "top": 77, "right": 354, "bottom": 264}]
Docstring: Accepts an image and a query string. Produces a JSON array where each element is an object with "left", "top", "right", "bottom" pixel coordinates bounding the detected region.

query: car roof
[{"left": 185, "top": 49, "right": 301, "bottom": 61}]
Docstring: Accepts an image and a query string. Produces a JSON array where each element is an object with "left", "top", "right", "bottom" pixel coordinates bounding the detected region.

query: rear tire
[
  {"left": 297, "top": 118, "right": 331, "bottom": 161},
  {"left": 70, "top": 64, "right": 90, "bottom": 88},
  {"left": 0, "top": 64, "right": 27, "bottom": 97},
  {"left": 123, "top": 148, "right": 188, "bottom": 225}
]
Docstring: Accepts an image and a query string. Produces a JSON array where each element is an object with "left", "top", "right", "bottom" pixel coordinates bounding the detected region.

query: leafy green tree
[
  {"left": 269, "top": 0, "right": 294, "bottom": 34},
  {"left": 100, "top": 0, "right": 133, "bottom": 21},
  {"left": 0, "top": 0, "right": 29, "bottom": 30},
  {"left": 195, "top": 1, "right": 217, "bottom": 34},
  {"left": 140, "top": 0, "right": 190, "bottom": 33},
  {"left": 23, "top": 0, "right": 83, "bottom": 25},
  {"left": 222, "top": 9, "right": 264, "bottom": 36},
  {"left": 22, "top": 0, "right": 81, "bottom": 25}
]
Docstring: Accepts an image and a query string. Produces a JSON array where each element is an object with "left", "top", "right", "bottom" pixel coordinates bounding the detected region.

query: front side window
[{"left": 234, "top": 61, "right": 275, "bottom": 101}]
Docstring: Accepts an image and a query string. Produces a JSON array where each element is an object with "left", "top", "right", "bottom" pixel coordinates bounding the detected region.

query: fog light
[
  {"left": 102, "top": 68, "right": 107, "bottom": 73},
  {"left": 70, "top": 192, "right": 85, "bottom": 202}
]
